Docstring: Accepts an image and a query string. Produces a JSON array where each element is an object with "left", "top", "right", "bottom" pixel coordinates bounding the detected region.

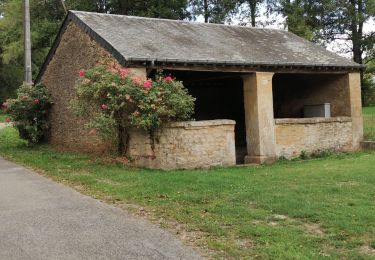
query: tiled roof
[{"left": 37, "top": 10, "right": 363, "bottom": 81}]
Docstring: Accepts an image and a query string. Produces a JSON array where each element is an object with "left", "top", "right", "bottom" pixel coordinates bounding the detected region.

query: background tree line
[{"left": 0, "top": 0, "right": 374, "bottom": 105}]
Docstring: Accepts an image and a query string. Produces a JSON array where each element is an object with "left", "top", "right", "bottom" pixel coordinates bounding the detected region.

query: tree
[
  {"left": 112, "top": 0, "right": 189, "bottom": 19},
  {"left": 279, "top": 0, "right": 375, "bottom": 65},
  {"left": 0, "top": 0, "right": 66, "bottom": 100},
  {"left": 236, "top": 0, "right": 267, "bottom": 27},
  {"left": 189, "top": 0, "right": 237, "bottom": 23},
  {"left": 277, "top": 0, "right": 375, "bottom": 103},
  {"left": 0, "top": 0, "right": 190, "bottom": 101}
]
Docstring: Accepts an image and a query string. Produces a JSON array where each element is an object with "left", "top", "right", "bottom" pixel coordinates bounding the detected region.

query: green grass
[
  {"left": 1, "top": 127, "right": 375, "bottom": 259},
  {"left": 363, "top": 106, "right": 375, "bottom": 141}
]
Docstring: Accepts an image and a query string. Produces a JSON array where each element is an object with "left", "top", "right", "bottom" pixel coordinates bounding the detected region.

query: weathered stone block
[
  {"left": 275, "top": 117, "right": 354, "bottom": 159},
  {"left": 128, "top": 120, "right": 236, "bottom": 170}
]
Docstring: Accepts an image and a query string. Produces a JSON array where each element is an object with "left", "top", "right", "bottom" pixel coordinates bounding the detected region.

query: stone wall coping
[
  {"left": 164, "top": 119, "right": 236, "bottom": 128},
  {"left": 275, "top": 116, "right": 352, "bottom": 125}
]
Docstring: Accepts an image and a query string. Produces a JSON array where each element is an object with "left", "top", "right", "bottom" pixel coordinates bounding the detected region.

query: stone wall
[
  {"left": 128, "top": 120, "right": 236, "bottom": 170},
  {"left": 41, "top": 22, "right": 120, "bottom": 153},
  {"left": 275, "top": 117, "right": 354, "bottom": 159}
]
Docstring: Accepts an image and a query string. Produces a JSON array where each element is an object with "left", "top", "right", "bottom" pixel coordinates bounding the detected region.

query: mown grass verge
[{"left": 1, "top": 126, "right": 375, "bottom": 259}]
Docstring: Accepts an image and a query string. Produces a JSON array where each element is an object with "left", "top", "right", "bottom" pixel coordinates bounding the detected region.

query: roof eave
[{"left": 126, "top": 57, "right": 365, "bottom": 72}]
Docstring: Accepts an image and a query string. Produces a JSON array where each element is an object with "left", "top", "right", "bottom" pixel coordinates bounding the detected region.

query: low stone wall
[
  {"left": 128, "top": 120, "right": 236, "bottom": 170},
  {"left": 275, "top": 117, "right": 354, "bottom": 159}
]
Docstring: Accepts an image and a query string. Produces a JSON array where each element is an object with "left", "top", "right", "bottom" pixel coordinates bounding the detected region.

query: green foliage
[
  {"left": 363, "top": 106, "right": 375, "bottom": 141},
  {"left": 111, "top": 0, "right": 189, "bottom": 19},
  {"left": 278, "top": 0, "right": 375, "bottom": 62},
  {"left": 72, "top": 65, "right": 195, "bottom": 154},
  {"left": 4, "top": 83, "right": 52, "bottom": 144},
  {"left": 299, "top": 150, "right": 308, "bottom": 160},
  {"left": 189, "top": 0, "right": 237, "bottom": 23},
  {"left": 0, "top": 0, "right": 65, "bottom": 98},
  {"left": 363, "top": 61, "right": 375, "bottom": 106},
  {"left": 0, "top": 0, "right": 189, "bottom": 102},
  {"left": 279, "top": 0, "right": 314, "bottom": 40}
]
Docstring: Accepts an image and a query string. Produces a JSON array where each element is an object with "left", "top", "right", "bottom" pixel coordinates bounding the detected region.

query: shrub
[
  {"left": 72, "top": 65, "right": 195, "bottom": 155},
  {"left": 3, "top": 83, "right": 52, "bottom": 145}
]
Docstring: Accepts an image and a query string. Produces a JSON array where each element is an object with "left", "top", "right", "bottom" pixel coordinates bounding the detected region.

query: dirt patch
[
  {"left": 303, "top": 223, "right": 325, "bottom": 237},
  {"left": 269, "top": 214, "right": 288, "bottom": 221},
  {"left": 257, "top": 214, "right": 325, "bottom": 237},
  {"left": 360, "top": 245, "right": 375, "bottom": 256},
  {"left": 235, "top": 238, "right": 255, "bottom": 249}
]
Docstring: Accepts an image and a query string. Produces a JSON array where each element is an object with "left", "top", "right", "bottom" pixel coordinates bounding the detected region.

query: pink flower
[
  {"left": 34, "top": 99, "right": 40, "bottom": 104},
  {"left": 143, "top": 80, "right": 152, "bottom": 89},
  {"left": 2, "top": 102, "right": 7, "bottom": 108},
  {"left": 132, "top": 76, "right": 145, "bottom": 86},
  {"left": 117, "top": 68, "right": 130, "bottom": 78},
  {"left": 101, "top": 104, "right": 108, "bottom": 110},
  {"left": 165, "top": 76, "right": 172, "bottom": 82},
  {"left": 79, "top": 69, "right": 85, "bottom": 77},
  {"left": 5, "top": 117, "right": 11, "bottom": 123}
]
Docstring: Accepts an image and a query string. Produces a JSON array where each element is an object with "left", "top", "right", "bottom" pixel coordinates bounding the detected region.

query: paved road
[{"left": 0, "top": 157, "right": 202, "bottom": 260}]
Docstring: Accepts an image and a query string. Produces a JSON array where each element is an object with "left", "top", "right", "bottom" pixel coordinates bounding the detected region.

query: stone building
[{"left": 36, "top": 11, "right": 364, "bottom": 169}]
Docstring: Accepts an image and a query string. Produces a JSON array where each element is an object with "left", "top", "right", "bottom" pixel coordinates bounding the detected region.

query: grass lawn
[
  {"left": 0, "top": 127, "right": 375, "bottom": 259},
  {"left": 363, "top": 106, "right": 375, "bottom": 141}
]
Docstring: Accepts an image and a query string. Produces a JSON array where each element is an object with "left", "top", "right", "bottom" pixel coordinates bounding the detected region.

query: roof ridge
[{"left": 69, "top": 10, "right": 284, "bottom": 32}]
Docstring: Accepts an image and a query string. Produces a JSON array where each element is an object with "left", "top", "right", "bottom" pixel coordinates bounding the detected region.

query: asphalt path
[{"left": 0, "top": 156, "right": 202, "bottom": 260}]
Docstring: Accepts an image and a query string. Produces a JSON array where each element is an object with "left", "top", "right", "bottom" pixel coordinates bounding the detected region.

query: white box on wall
[{"left": 304, "top": 103, "right": 331, "bottom": 118}]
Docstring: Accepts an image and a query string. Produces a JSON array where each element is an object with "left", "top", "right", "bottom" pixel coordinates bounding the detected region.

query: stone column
[
  {"left": 243, "top": 72, "right": 277, "bottom": 164},
  {"left": 347, "top": 72, "right": 363, "bottom": 149}
]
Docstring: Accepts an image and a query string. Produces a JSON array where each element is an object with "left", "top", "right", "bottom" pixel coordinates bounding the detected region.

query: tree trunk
[
  {"left": 249, "top": 0, "right": 257, "bottom": 27},
  {"left": 349, "top": 0, "right": 365, "bottom": 102},
  {"left": 117, "top": 0, "right": 130, "bottom": 15},
  {"left": 204, "top": 0, "right": 209, "bottom": 23},
  {"left": 350, "top": 0, "right": 363, "bottom": 65},
  {"left": 117, "top": 123, "right": 125, "bottom": 155}
]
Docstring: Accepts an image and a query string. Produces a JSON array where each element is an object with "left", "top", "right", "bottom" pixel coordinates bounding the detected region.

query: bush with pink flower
[
  {"left": 4, "top": 83, "right": 52, "bottom": 145},
  {"left": 72, "top": 65, "right": 195, "bottom": 155}
]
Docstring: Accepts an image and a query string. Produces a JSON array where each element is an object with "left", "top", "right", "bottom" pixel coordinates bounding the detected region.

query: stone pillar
[
  {"left": 347, "top": 72, "right": 363, "bottom": 149},
  {"left": 243, "top": 72, "right": 276, "bottom": 164}
]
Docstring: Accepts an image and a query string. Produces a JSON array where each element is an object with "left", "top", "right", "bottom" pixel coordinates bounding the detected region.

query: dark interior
[
  {"left": 159, "top": 70, "right": 247, "bottom": 164},
  {"left": 272, "top": 73, "right": 348, "bottom": 118}
]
